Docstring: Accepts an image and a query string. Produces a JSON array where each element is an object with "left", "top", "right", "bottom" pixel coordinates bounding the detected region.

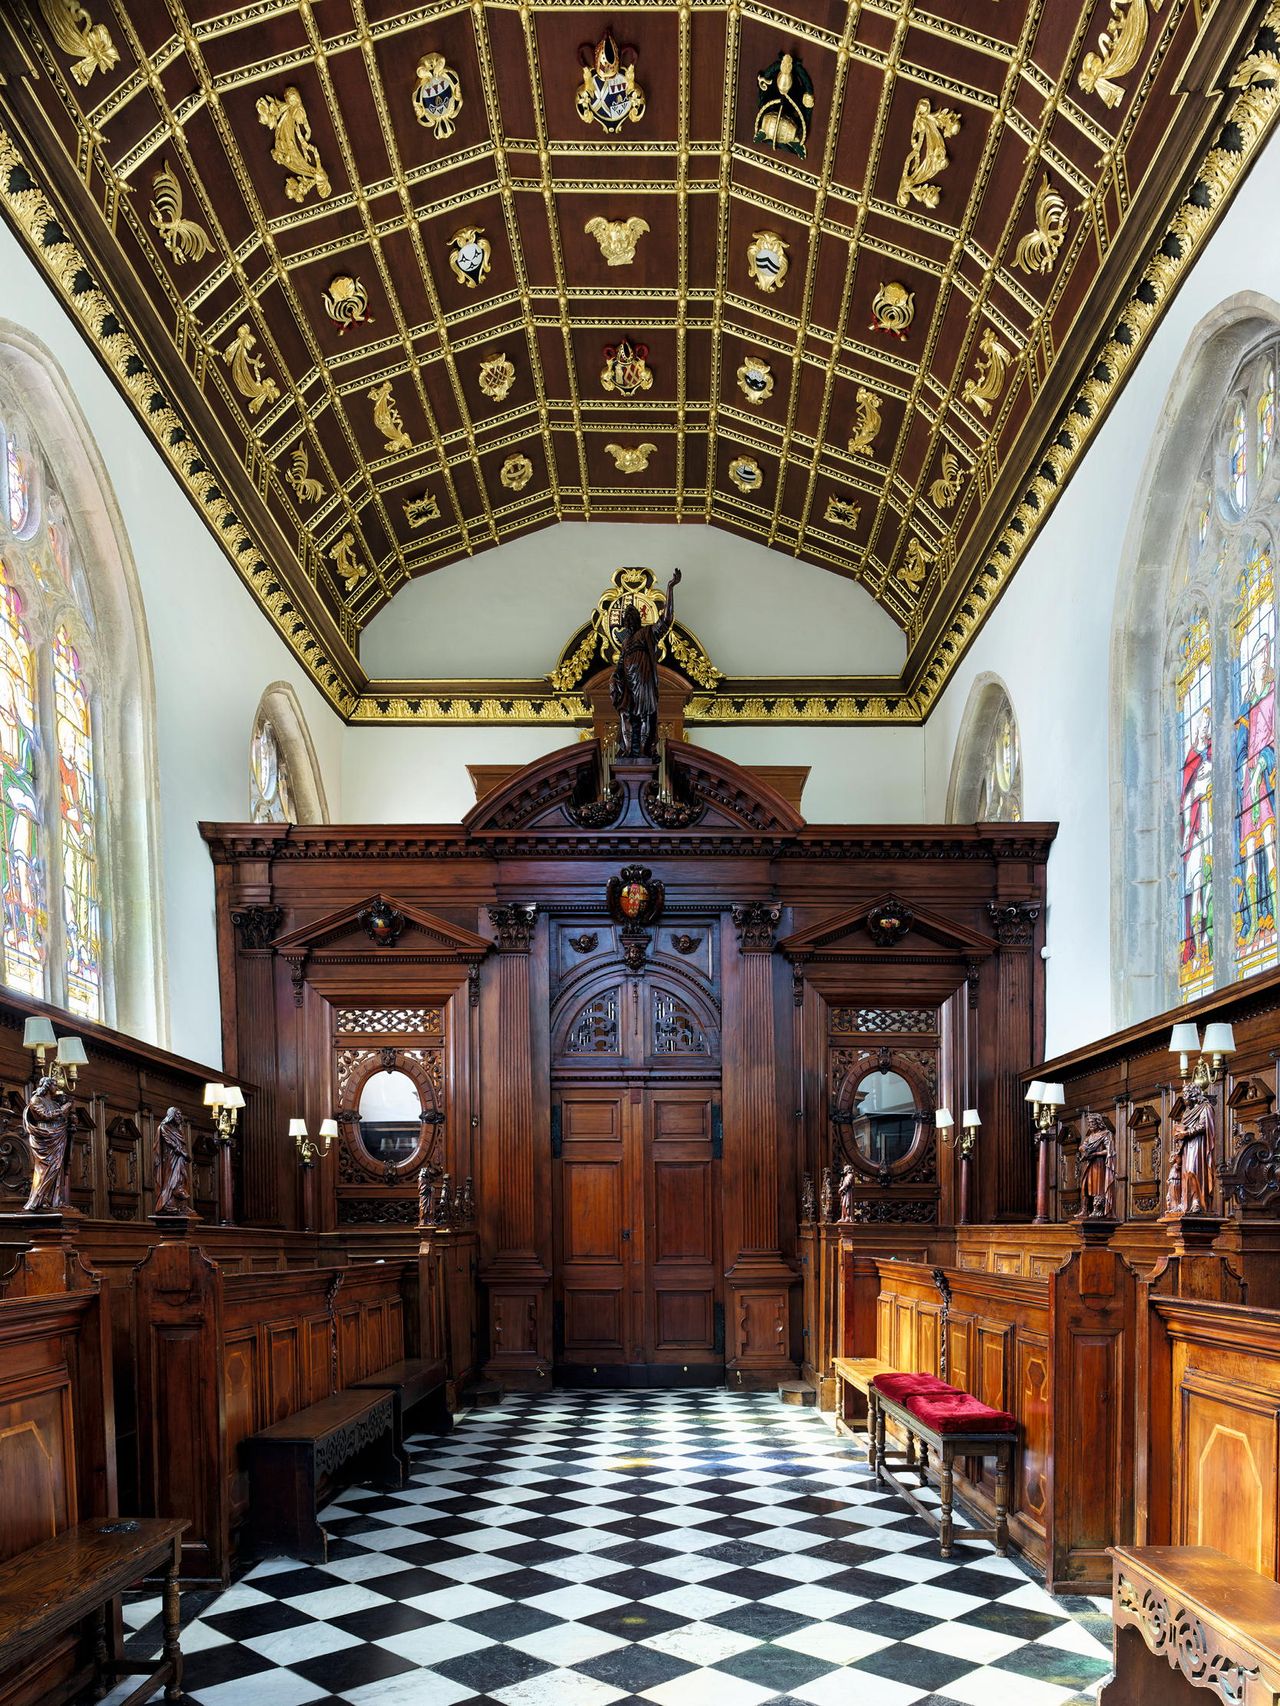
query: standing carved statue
[
  {"left": 417, "top": 1165, "right": 434, "bottom": 1230},
  {"left": 800, "top": 1171, "right": 816, "bottom": 1223},
  {"left": 837, "top": 1161, "right": 857, "bottom": 1224},
  {"left": 819, "top": 1165, "right": 835, "bottom": 1223},
  {"left": 1165, "top": 1080, "right": 1217, "bottom": 1216},
  {"left": 22, "top": 1073, "right": 77, "bottom": 1212},
  {"left": 153, "top": 1106, "right": 193, "bottom": 1216},
  {"left": 1073, "top": 1114, "right": 1116, "bottom": 1220},
  {"left": 610, "top": 567, "right": 681, "bottom": 758}
]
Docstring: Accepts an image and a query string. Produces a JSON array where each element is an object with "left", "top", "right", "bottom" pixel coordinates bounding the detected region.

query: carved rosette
[
  {"left": 732, "top": 902, "right": 781, "bottom": 953},
  {"left": 986, "top": 900, "right": 1041, "bottom": 946},
  {"left": 232, "top": 905, "right": 284, "bottom": 950},
  {"left": 866, "top": 898, "right": 914, "bottom": 946},
  {"left": 487, "top": 903, "right": 537, "bottom": 953}
]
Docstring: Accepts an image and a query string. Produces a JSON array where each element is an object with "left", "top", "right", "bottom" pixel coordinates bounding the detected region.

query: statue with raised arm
[
  {"left": 610, "top": 567, "right": 681, "bottom": 758},
  {"left": 22, "top": 1072, "right": 76, "bottom": 1212},
  {"left": 154, "top": 1105, "right": 193, "bottom": 1216}
]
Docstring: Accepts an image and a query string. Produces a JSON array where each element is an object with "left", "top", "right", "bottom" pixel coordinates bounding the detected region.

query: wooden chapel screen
[{"left": 550, "top": 919, "right": 723, "bottom": 1385}]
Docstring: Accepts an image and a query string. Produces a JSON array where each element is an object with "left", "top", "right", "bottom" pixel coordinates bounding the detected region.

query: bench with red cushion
[{"left": 868, "top": 1371, "right": 1016, "bottom": 1558}]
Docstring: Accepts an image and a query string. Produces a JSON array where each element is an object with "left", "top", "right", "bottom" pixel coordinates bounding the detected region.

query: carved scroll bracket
[
  {"left": 986, "top": 900, "right": 1041, "bottom": 947},
  {"left": 487, "top": 903, "right": 538, "bottom": 953},
  {"left": 732, "top": 902, "right": 781, "bottom": 953},
  {"left": 232, "top": 905, "right": 284, "bottom": 950}
]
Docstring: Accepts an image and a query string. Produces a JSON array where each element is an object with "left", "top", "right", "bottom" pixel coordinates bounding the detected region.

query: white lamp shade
[
  {"left": 1025, "top": 1080, "right": 1047, "bottom": 1103},
  {"left": 1043, "top": 1082, "right": 1066, "bottom": 1107},
  {"left": 319, "top": 1118, "right": 339, "bottom": 1139},
  {"left": 287, "top": 1118, "right": 308, "bottom": 1138},
  {"left": 962, "top": 1108, "right": 982, "bottom": 1128},
  {"left": 1169, "top": 1022, "right": 1201, "bottom": 1054},
  {"left": 23, "top": 1017, "right": 56, "bottom": 1050},
  {"left": 56, "top": 1036, "right": 87, "bottom": 1066},
  {"left": 222, "top": 1086, "right": 246, "bottom": 1110},
  {"left": 935, "top": 1107, "right": 954, "bottom": 1129},
  {"left": 1202, "top": 1022, "right": 1236, "bottom": 1054},
  {"left": 203, "top": 1081, "right": 226, "bottom": 1107}
]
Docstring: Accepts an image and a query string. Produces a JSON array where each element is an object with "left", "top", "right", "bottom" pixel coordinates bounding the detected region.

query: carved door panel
[
  {"left": 553, "top": 1090, "right": 639, "bottom": 1372},
  {"left": 644, "top": 1087, "right": 721, "bottom": 1377}
]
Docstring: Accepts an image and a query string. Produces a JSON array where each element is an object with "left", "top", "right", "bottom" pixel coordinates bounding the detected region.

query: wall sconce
[
  {"left": 1025, "top": 1079, "right": 1065, "bottom": 1135},
  {"left": 24, "top": 1017, "right": 87, "bottom": 1088},
  {"left": 960, "top": 1108, "right": 981, "bottom": 1157},
  {"left": 1168, "top": 1021, "right": 1235, "bottom": 1086},
  {"left": 935, "top": 1107, "right": 955, "bottom": 1143},
  {"left": 291, "top": 1117, "right": 337, "bottom": 1168},
  {"left": 203, "top": 1082, "right": 245, "bottom": 1141}
]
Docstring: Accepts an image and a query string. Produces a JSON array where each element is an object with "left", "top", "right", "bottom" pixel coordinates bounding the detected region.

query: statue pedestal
[
  {"left": 0, "top": 1207, "right": 90, "bottom": 1295},
  {"left": 1076, "top": 1215, "right": 1120, "bottom": 1248},
  {"left": 1159, "top": 1212, "right": 1224, "bottom": 1254},
  {"left": 148, "top": 1210, "right": 199, "bottom": 1241}
]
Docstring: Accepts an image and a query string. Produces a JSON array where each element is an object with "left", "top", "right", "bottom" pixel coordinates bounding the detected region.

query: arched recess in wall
[
  {"left": 249, "top": 681, "right": 330, "bottom": 824},
  {"left": 0, "top": 320, "right": 165, "bottom": 1042},
  {"left": 945, "top": 674, "right": 1023, "bottom": 823},
  {"left": 1111, "top": 290, "right": 1280, "bottom": 1026}
]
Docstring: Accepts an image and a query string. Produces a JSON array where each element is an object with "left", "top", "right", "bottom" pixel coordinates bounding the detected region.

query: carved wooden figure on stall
[
  {"left": 1165, "top": 1080, "right": 1217, "bottom": 1217},
  {"left": 819, "top": 1165, "right": 835, "bottom": 1223},
  {"left": 609, "top": 566, "right": 681, "bottom": 758},
  {"left": 837, "top": 1161, "right": 857, "bottom": 1224},
  {"left": 417, "top": 1165, "right": 434, "bottom": 1230},
  {"left": 153, "top": 1105, "right": 194, "bottom": 1216},
  {"left": 1073, "top": 1114, "right": 1116, "bottom": 1220},
  {"left": 21, "top": 1071, "right": 77, "bottom": 1212},
  {"left": 800, "top": 1172, "right": 816, "bottom": 1223}
]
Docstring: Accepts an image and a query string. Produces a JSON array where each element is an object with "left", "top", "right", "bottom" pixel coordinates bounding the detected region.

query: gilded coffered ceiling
[{"left": 0, "top": 1, "right": 1277, "bottom": 723}]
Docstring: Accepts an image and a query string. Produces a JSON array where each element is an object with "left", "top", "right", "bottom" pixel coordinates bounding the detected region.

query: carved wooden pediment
[
  {"left": 270, "top": 896, "right": 491, "bottom": 963},
  {"left": 780, "top": 894, "right": 998, "bottom": 963}
]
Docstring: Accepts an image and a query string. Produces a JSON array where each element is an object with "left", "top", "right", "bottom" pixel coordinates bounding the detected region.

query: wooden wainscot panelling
[{"left": 1144, "top": 1296, "right": 1280, "bottom": 1583}]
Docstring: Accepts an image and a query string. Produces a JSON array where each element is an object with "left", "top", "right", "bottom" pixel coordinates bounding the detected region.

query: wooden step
[{"left": 778, "top": 1380, "right": 816, "bottom": 1406}]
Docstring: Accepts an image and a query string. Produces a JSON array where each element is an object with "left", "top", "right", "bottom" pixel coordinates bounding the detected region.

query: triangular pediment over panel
[
  {"left": 270, "top": 896, "right": 491, "bottom": 961},
  {"left": 779, "top": 895, "right": 998, "bottom": 961}
]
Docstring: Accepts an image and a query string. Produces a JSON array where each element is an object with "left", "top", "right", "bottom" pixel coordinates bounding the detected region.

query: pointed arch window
[
  {"left": 976, "top": 700, "right": 1022, "bottom": 822},
  {"left": 248, "top": 684, "right": 328, "bottom": 826},
  {"left": 250, "top": 714, "right": 297, "bottom": 824},
  {"left": 1176, "top": 616, "right": 1214, "bottom": 1001},
  {"left": 53, "top": 627, "right": 102, "bottom": 1018},
  {"left": 0, "top": 558, "right": 45, "bottom": 998},
  {"left": 946, "top": 678, "right": 1024, "bottom": 824}
]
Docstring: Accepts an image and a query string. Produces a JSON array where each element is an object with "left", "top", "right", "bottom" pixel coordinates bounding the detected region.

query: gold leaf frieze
[
  {"left": 255, "top": 85, "right": 332, "bottom": 204},
  {"left": 1014, "top": 175, "right": 1068, "bottom": 275},
  {"left": 585, "top": 215, "right": 650, "bottom": 266},
  {"left": 324, "top": 275, "right": 373, "bottom": 333},
  {"left": 896, "top": 99, "right": 962, "bottom": 211},
  {"left": 1079, "top": 0, "right": 1165, "bottom": 111},
  {"left": 330, "top": 532, "right": 367, "bottom": 590},
  {"left": 962, "top": 326, "right": 1012, "bottom": 419},
  {"left": 500, "top": 454, "right": 535, "bottom": 491},
  {"left": 928, "top": 451, "right": 964, "bottom": 510},
  {"left": 367, "top": 380, "right": 413, "bottom": 453},
  {"left": 412, "top": 53, "right": 463, "bottom": 140},
  {"left": 848, "top": 387, "right": 882, "bottom": 456},
  {"left": 149, "top": 162, "right": 211, "bottom": 266},
  {"left": 404, "top": 492, "right": 441, "bottom": 528},
  {"left": 285, "top": 446, "right": 324, "bottom": 505},
  {"left": 606, "top": 442, "right": 657, "bottom": 473},
  {"left": 478, "top": 353, "right": 516, "bottom": 401},
  {"left": 737, "top": 355, "right": 774, "bottom": 406},
  {"left": 223, "top": 323, "right": 279, "bottom": 415},
  {"left": 37, "top": 0, "right": 118, "bottom": 87}
]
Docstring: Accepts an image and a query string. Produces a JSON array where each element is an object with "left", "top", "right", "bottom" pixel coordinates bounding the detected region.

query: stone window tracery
[{"left": 946, "top": 677, "right": 1023, "bottom": 824}]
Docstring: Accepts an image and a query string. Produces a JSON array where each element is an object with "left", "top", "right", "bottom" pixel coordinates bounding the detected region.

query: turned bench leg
[
  {"left": 918, "top": 1440, "right": 929, "bottom": 1488},
  {"left": 994, "top": 1442, "right": 1010, "bottom": 1556},
  {"left": 905, "top": 1428, "right": 916, "bottom": 1472},
  {"left": 939, "top": 1443, "right": 955, "bottom": 1557},
  {"left": 162, "top": 1539, "right": 183, "bottom": 1702},
  {"left": 873, "top": 1393, "right": 885, "bottom": 1482}
]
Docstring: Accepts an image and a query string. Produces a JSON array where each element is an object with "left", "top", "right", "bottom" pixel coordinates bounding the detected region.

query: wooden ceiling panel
[{"left": 0, "top": 0, "right": 1271, "bottom": 724}]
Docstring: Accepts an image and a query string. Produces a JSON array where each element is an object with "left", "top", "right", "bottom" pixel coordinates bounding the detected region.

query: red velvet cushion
[
  {"left": 903, "top": 1389, "right": 1017, "bottom": 1436},
  {"left": 872, "top": 1372, "right": 952, "bottom": 1402}
]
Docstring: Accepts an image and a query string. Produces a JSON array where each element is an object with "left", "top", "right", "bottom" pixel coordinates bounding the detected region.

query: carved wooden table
[
  {"left": 245, "top": 1389, "right": 399, "bottom": 1564},
  {"left": 0, "top": 1516, "right": 187, "bottom": 1705},
  {"left": 1102, "top": 1545, "right": 1280, "bottom": 1704}
]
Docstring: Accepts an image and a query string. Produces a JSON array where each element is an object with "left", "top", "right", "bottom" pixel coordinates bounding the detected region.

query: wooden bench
[
  {"left": 870, "top": 1372, "right": 1015, "bottom": 1558},
  {"left": 351, "top": 1354, "right": 451, "bottom": 1478},
  {"left": 833, "top": 1355, "right": 895, "bottom": 1434},
  {"left": 1101, "top": 1545, "right": 1280, "bottom": 1704},
  {"left": 244, "top": 1389, "right": 400, "bottom": 1564},
  {"left": 0, "top": 1517, "right": 187, "bottom": 1706}
]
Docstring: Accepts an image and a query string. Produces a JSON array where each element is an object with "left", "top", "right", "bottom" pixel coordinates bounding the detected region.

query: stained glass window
[
  {"left": 1176, "top": 617, "right": 1214, "bottom": 1002},
  {"left": 976, "top": 700, "right": 1022, "bottom": 821},
  {"left": 250, "top": 715, "right": 297, "bottom": 823},
  {"left": 53, "top": 627, "right": 102, "bottom": 1019},
  {"left": 5, "top": 435, "right": 29, "bottom": 534},
  {"left": 1230, "top": 403, "right": 1249, "bottom": 511},
  {"left": 1261, "top": 365, "right": 1276, "bottom": 479},
  {"left": 1232, "top": 544, "right": 1278, "bottom": 979},
  {"left": 0, "top": 559, "right": 45, "bottom": 998}
]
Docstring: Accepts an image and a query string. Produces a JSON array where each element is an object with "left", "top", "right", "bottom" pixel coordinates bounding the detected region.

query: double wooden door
[{"left": 553, "top": 1083, "right": 722, "bottom": 1385}]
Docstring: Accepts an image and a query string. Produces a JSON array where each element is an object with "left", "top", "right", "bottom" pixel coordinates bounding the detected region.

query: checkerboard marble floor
[{"left": 107, "top": 1389, "right": 1114, "bottom": 1705}]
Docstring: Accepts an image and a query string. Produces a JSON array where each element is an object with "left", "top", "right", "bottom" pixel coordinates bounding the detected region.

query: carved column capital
[
  {"left": 231, "top": 904, "right": 283, "bottom": 950},
  {"left": 986, "top": 900, "right": 1041, "bottom": 947},
  {"left": 732, "top": 902, "right": 781, "bottom": 953},
  {"left": 487, "top": 903, "right": 538, "bottom": 953}
]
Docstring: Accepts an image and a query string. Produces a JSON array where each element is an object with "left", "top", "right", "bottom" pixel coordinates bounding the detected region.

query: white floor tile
[
  {"left": 375, "top": 1623, "right": 495, "bottom": 1664},
  {"left": 641, "top": 1620, "right": 761, "bottom": 1665}
]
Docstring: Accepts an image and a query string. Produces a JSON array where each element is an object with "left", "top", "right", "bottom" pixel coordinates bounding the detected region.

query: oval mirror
[
  {"left": 850, "top": 1069, "right": 919, "bottom": 1168},
  {"left": 357, "top": 1068, "right": 423, "bottom": 1164}
]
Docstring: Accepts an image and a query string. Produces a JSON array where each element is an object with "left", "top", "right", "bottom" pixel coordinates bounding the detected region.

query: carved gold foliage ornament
[
  {"left": 412, "top": 53, "right": 463, "bottom": 140},
  {"left": 404, "top": 492, "right": 441, "bottom": 528},
  {"left": 928, "top": 451, "right": 965, "bottom": 510},
  {"left": 737, "top": 355, "right": 774, "bottom": 406},
  {"left": 448, "top": 227, "right": 492, "bottom": 289},
  {"left": 898, "top": 538, "right": 933, "bottom": 591},
  {"left": 37, "top": 0, "right": 118, "bottom": 86},
  {"left": 600, "top": 337, "right": 653, "bottom": 396},
  {"left": 501, "top": 454, "right": 534, "bottom": 492},
  {"left": 478, "top": 353, "right": 516, "bottom": 401},
  {"left": 728, "top": 456, "right": 764, "bottom": 494},
  {"left": 606, "top": 443, "right": 657, "bottom": 473},
  {"left": 1015, "top": 175, "right": 1069, "bottom": 275},
  {"left": 825, "top": 495, "right": 860, "bottom": 529},
  {"left": 367, "top": 380, "right": 413, "bottom": 453},
  {"left": 324, "top": 275, "right": 373, "bottom": 334},
  {"left": 848, "top": 387, "right": 882, "bottom": 455},
  {"left": 871, "top": 282, "right": 915, "bottom": 339},
  {"left": 256, "top": 86, "right": 332, "bottom": 204},
  {"left": 223, "top": 324, "right": 279, "bottom": 415},
  {"left": 330, "top": 532, "right": 367, "bottom": 591},
  {"left": 149, "top": 163, "right": 211, "bottom": 266},
  {"left": 576, "top": 30, "right": 645, "bottom": 132},
  {"left": 747, "top": 230, "right": 790, "bottom": 293},
  {"left": 1079, "top": 0, "right": 1165, "bottom": 110},
  {"left": 286, "top": 446, "right": 324, "bottom": 505},
  {"left": 962, "top": 326, "right": 1012, "bottom": 418},
  {"left": 585, "top": 216, "right": 650, "bottom": 266},
  {"left": 896, "top": 98, "right": 962, "bottom": 211}
]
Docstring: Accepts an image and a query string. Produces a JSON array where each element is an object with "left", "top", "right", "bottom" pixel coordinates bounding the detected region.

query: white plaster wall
[
  {"left": 924, "top": 135, "right": 1280, "bottom": 1059},
  {"left": 0, "top": 217, "right": 344, "bottom": 1066}
]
